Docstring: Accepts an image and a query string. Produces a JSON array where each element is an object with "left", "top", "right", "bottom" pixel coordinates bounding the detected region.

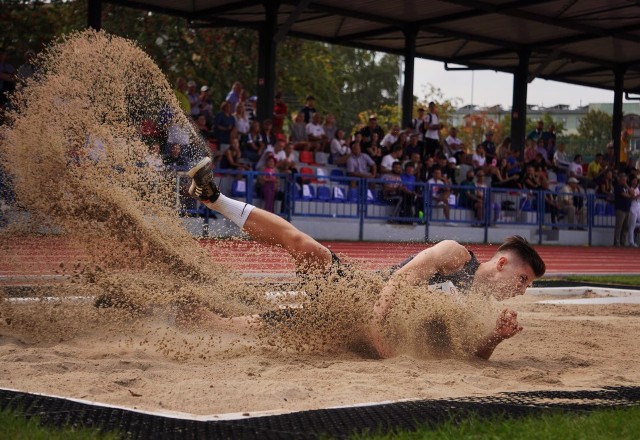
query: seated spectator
[
  {"left": 380, "top": 144, "right": 403, "bottom": 174},
  {"left": 596, "top": 169, "right": 615, "bottom": 203},
  {"left": 366, "top": 133, "right": 384, "bottom": 168},
  {"left": 195, "top": 114, "right": 211, "bottom": 139},
  {"left": 219, "top": 138, "right": 250, "bottom": 171},
  {"left": 346, "top": 142, "right": 377, "bottom": 184},
  {"left": 214, "top": 101, "right": 235, "bottom": 153},
  {"left": 383, "top": 161, "right": 415, "bottom": 220},
  {"left": 404, "top": 152, "right": 422, "bottom": 183},
  {"left": 528, "top": 153, "right": 548, "bottom": 181},
  {"left": 199, "top": 85, "right": 214, "bottom": 125},
  {"left": 145, "top": 142, "right": 165, "bottom": 172},
  {"left": 541, "top": 179, "right": 560, "bottom": 230},
  {"left": 330, "top": 129, "right": 351, "bottom": 166},
  {"left": 496, "top": 137, "right": 512, "bottom": 162},
  {"left": 535, "top": 138, "right": 550, "bottom": 165},
  {"left": 404, "top": 134, "right": 421, "bottom": 161},
  {"left": 522, "top": 165, "right": 543, "bottom": 190},
  {"left": 587, "top": 153, "right": 608, "bottom": 186},
  {"left": 444, "top": 127, "right": 464, "bottom": 159},
  {"left": 244, "top": 120, "right": 265, "bottom": 164},
  {"left": 306, "top": 113, "right": 327, "bottom": 152},
  {"left": 524, "top": 139, "right": 538, "bottom": 164},
  {"left": 420, "top": 156, "right": 435, "bottom": 182},
  {"left": 569, "top": 154, "right": 587, "bottom": 186},
  {"left": 256, "top": 138, "right": 282, "bottom": 171},
  {"left": 272, "top": 92, "right": 288, "bottom": 134},
  {"left": 359, "top": 115, "right": 385, "bottom": 150},
  {"left": 492, "top": 157, "right": 521, "bottom": 189},
  {"left": 558, "top": 177, "right": 587, "bottom": 229},
  {"left": 445, "top": 156, "right": 458, "bottom": 185},
  {"left": 233, "top": 101, "right": 251, "bottom": 142},
  {"left": 472, "top": 144, "right": 487, "bottom": 172},
  {"left": 459, "top": 169, "right": 484, "bottom": 224},
  {"left": 323, "top": 114, "right": 338, "bottom": 145},
  {"left": 505, "top": 149, "right": 523, "bottom": 181},
  {"left": 278, "top": 142, "right": 298, "bottom": 174},
  {"left": 261, "top": 119, "right": 277, "bottom": 149},
  {"left": 289, "top": 112, "right": 310, "bottom": 150},
  {"left": 381, "top": 126, "right": 400, "bottom": 149},
  {"left": 476, "top": 170, "right": 501, "bottom": 224},
  {"left": 163, "top": 143, "right": 187, "bottom": 168},
  {"left": 427, "top": 167, "right": 452, "bottom": 223},
  {"left": 553, "top": 142, "right": 571, "bottom": 174}
]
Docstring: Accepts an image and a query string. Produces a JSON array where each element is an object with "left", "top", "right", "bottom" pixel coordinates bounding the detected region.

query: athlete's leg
[{"left": 189, "top": 157, "right": 332, "bottom": 273}]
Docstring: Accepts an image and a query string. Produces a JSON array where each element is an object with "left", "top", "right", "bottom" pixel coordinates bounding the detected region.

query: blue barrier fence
[{"left": 170, "top": 168, "right": 618, "bottom": 244}]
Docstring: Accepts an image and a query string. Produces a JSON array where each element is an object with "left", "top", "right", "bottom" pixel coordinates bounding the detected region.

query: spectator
[
  {"left": 613, "top": 172, "right": 632, "bottom": 246},
  {"left": 278, "top": 142, "right": 298, "bottom": 174},
  {"left": 459, "top": 169, "right": 484, "bottom": 225},
  {"left": 261, "top": 119, "right": 277, "bottom": 149},
  {"left": 289, "top": 112, "right": 310, "bottom": 151},
  {"left": 323, "top": 114, "right": 338, "bottom": 145},
  {"left": 359, "top": 115, "right": 385, "bottom": 150},
  {"left": 522, "top": 165, "right": 543, "bottom": 190},
  {"left": 380, "top": 144, "right": 403, "bottom": 174},
  {"left": 255, "top": 137, "right": 280, "bottom": 171},
  {"left": 306, "top": 112, "right": 327, "bottom": 151},
  {"left": 472, "top": 144, "right": 487, "bottom": 172},
  {"left": 541, "top": 179, "right": 560, "bottom": 230},
  {"left": 199, "top": 85, "right": 214, "bottom": 124},
  {"left": 505, "top": 149, "right": 523, "bottom": 182},
  {"left": 330, "top": 129, "right": 351, "bottom": 166},
  {"left": 272, "top": 92, "right": 288, "bottom": 134},
  {"left": 427, "top": 167, "right": 452, "bottom": 224},
  {"left": 587, "top": 153, "right": 608, "bottom": 184},
  {"left": 404, "top": 134, "right": 421, "bottom": 160},
  {"left": 527, "top": 120, "right": 544, "bottom": 143},
  {"left": 535, "top": 138, "right": 550, "bottom": 165},
  {"left": 627, "top": 175, "right": 640, "bottom": 247},
  {"left": 496, "top": 137, "right": 512, "bottom": 162},
  {"left": 558, "top": 177, "right": 586, "bottom": 230},
  {"left": 524, "top": 139, "right": 538, "bottom": 164},
  {"left": 244, "top": 120, "right": 265, "bottom": 164},
  {"left": 381, "top": 125, "right": 400, "bottom": 149},
  {"left": 569, "top": 154, "right": 585, "bottom": 181},
  {"left": 346, "top": 142, "right": 377, "bottom": 183},
  {"left": 553, "top": 142, "right": 571, "bottom": 174},
  {"left": 195, "top": 114, "right": 211, "bottom": 139},
  {"left": 300, "top": 95, "right": 316, "bottom": 123},
  {"left": 187, "top": 80, "right": 201, "bottom": 118},
  {"left": 163, "top": 143, "right": 187, "bottom": 168},
  {"left": 492, "top": 157, "right": 521, "bottom": 189},
  {"left": 214, "top": 101, "right": 235, "bottom": 153},
  {"left": 445, "top": 156, "right": 458, "bottom": 185},
  {"left": 603, "top": 143, "right": 616, "bottom": 168},
  {"left": 173, "top": 77, "right": 190, "bottom": 115},
  {"left": 477, "top": 170, "right": 501, "bottom": 224},
  {"left": 409, "top": 107, "right": 426, "bottom": 146},
  {"left": 145, "top": 142, "right": 165, "bottom": 172},
  {"left": 481, "top": 130, "right": 497, "bottom": 165},
  {"left": 400, "top": 162, "right": 422, "bottom": 219},
  {"left": 225, "top": 81, "right": 243, "bottom": 113},
  {"left": 382, "top": 161, "right": 405, "bottom": 217},
  {"left": 261, "top": 155, "right": 278, "bottom": 213},
  {"left": 424, "top": 102, "right": 442, "bottom": 158},
  {"left": 245, "top": 94, "right": 257, "bottom": 122},
  {"left": 233, "top": 102, "right": 250, "bottom": 141},
  {"left": 596, "top": 169, "right": 615, "bottom": 204},
  {"left": 219, "top": 138, "right": 250, "bottom": 171},
  {"left": 444, "top": 127, "right": 464, "bottom": 159},
  {"left": 367, "top": 132, "right": 384, "bottom": 168},
  {"left": 420, "top": 156, "right": 435, "bottom": 182}
]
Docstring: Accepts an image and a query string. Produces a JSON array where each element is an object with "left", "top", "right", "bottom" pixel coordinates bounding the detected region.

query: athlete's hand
[{"left": 494, "top": 308, "right": 522, "bottom": 340}]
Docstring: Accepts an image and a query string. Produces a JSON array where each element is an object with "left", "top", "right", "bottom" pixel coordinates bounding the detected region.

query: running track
[{"left": 0, "top": 236, "right": 639, "bottom": 278}]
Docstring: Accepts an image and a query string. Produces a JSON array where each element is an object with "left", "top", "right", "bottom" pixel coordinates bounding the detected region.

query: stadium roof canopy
[{"left": 103, "top": 0, "right": 640, "bottom": 94}]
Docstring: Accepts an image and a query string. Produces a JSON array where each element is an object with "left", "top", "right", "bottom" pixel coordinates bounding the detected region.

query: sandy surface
[{"left": 1, "top": 292, "right": 639, "bottom": 417}]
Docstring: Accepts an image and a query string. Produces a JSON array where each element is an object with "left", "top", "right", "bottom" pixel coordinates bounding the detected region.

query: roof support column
[
  {"left": 257, "top": 1, "right": 279, "bottom": 123},
  {"left": 611, "top": 66, "right": 625, "bottom": 169},
  {"left": 510, "top": 49, "right": 530, "bottom": 155},
  {"left": 88, "top": 0, "right": 102, "bottom": 30},
  {"left": 402, "top": 27, "right": 417, "bottom": 129}
]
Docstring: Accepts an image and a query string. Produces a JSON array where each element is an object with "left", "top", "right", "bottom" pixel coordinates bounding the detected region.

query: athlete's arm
[
  {"left": 474, "top": 308, "right": 522, "bottom": 360},
  {"left": 369, "top": 240, "right": 471, "bottom": 358}
]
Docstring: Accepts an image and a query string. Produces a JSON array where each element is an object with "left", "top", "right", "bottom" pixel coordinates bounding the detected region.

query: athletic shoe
[{"left": 187, "top": 157, "right": 220, "bottom": 202}]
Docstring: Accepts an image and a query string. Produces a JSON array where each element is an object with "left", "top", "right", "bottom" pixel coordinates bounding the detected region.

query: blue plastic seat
[{"left": 316, "top": 185, "right": 331, "bottom": 201}]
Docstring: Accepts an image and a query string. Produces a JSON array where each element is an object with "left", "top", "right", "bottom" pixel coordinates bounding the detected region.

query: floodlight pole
[
  {"left": 401, "top": 27, "right": 417, "bottom": 129},
  {"left": 510, "top": 49, "right": 530, "bottom": 157},
  {"left": 88, "top": 0, "right": 102, "bottom": 30},
  {"left": 612, "top": 66, "right": 625, "bottom": 169},
  {"left": 257, "top": 1, "right": 279, "bottom": 123}
]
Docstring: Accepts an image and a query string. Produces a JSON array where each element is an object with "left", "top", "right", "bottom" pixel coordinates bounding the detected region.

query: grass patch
[
  {"left": 0, "top": 408, "right": 119, "bottom": 439},
  {"left": 564, "top": 274, "right": 640, "bottom": 286},
  {"left": 352, "top": 406, "right": 640, "bottom": 440}
]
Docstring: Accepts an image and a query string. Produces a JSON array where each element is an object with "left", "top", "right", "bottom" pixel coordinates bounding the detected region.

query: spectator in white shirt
[
  {"left": 380, "top": 145, "right": 404, "bottom": 174},
  {"left": 305, "top": 113, "right": 327, "bottom": 151}
]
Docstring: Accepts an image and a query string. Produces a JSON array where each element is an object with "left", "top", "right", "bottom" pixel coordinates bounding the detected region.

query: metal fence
[{"left": 169, "top": 167, "right": 621, "bottom": 245}]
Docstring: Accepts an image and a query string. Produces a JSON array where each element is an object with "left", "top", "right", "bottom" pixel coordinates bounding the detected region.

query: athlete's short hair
[{"left": 496, "top": 235, "right": 546, "bottom": 277}]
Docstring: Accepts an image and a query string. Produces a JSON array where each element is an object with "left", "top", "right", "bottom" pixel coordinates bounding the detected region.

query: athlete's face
[{"left": 491, "top": 255, "right": 536, "bottom": 301}]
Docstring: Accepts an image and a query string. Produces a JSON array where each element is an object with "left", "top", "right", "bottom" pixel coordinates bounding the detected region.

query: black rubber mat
[{"left": 1, "top": 386, "right": 639, "bottom": 439}]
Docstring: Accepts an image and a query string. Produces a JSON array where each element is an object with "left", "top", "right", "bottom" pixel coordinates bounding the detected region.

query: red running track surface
[{"left": 1, "top": 236, "right": 638, "bottom": 278}]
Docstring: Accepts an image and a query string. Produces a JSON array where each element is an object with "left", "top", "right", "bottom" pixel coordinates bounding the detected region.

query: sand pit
[{"left": 1, "top": 285, "right": 639, "bottom": 417}]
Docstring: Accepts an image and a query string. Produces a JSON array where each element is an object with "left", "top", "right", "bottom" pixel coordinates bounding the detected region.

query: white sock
[{"left": 205, "top": 194, "right": 254, "bottom": 229}]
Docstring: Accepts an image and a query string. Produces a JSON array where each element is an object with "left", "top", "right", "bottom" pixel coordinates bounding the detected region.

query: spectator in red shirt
[{"left": 273, "top": 92, "right": 288, "bottom": 134}]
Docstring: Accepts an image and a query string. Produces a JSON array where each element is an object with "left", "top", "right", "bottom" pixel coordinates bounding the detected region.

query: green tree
[{"left": 577, "top": 109, "right": 612, "bottom": 151}]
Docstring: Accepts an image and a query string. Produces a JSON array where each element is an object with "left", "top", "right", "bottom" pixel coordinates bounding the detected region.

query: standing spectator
[
  {"left": 330, "top": 129, "right": 351, "bottom": 166},
  {"left": 481, "top": 130, "right": 497, "bottom": 165},
  {"left": 273, "top": 92, "right": 288, "bottom": 134},
  {"left": 383, "top": 161, "right": 414, "bottom": 220},
  {"left": 627, "top": 176, "right": 640, "bottom": 247},
  {"left": 613, "top": 172, "right": 632, "bottom": 246},
  {"left": 477, "top": 170, "right": 501, "bottom": 224},
  {"left": 409, "top": 108, "right": 426, "bottom": 146},
  {"left": 424, "top": 102, "right": 442, "bottom": 158},
  {"left": 300, "top": 95, "right": 316, "bottom": 123},
  {"left": 261, "top": 155, "right": 278, "bottom": 213},
  {"left": 346, "top": 142, "right": 377, "bottom": 183},
  {"left": 359, "top": 116, "right": 385, "bottom": 151},
  {"left": 289, "top": 112, "right": 309, "bottom": 150},
  {"left": 527, "top": 120, "right": 544, "bottom": 143},
  {"left": 187, "top": 80, "right": 201, "bottom": 118},
  {"left": 214, "top": 101, "right": 235, "bottom": 154},
  {"left": 306, "top": 113, "right": 327, "bottom": 152},
  {"left": 225, "top": 81, "right": 243, "bottom": 113},
  {"left": 173, "top": 77, "right": 190, "bottom": 115}
]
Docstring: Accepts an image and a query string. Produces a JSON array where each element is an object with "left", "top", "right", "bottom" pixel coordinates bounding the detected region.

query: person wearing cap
[
  {"left": 359, "top": 115, "right": 385, "bottom": 151},
  {"left": 558, "top": 177, "right": 586, "bottom": 229},
  {"left": 187, "top": 80, "right": 201, "bottom": 117},
  {"left": 300, "top": 95, "right": 316, "bottom": 124},
  {"left": 272, "top": 92, "right": 288, "bottom": 134},
  {"left": 225, "top": 81, "right": 243, "bottom": 113},
  {"left": 423, "top": 102, "right": 442, "bottom": 158}
]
